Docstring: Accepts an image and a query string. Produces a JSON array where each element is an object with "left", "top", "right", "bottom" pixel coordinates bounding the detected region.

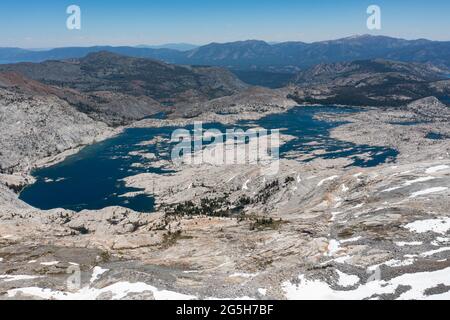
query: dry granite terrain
[{"left": 0, "top": 89, "right": 449, "bottom": 300}]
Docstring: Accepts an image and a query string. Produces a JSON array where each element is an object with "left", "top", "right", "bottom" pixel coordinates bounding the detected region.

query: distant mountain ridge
[
  {"left": 288, "top": 59, "right": 450, "bottom": 107},
  {"left": 0, "top": 51, "right": 247, "bottom": 125},
  {"left": 1, "top": 35, "right": 449, "bottom": 72},
  {"left": 292, "top": 59, "right": 445, "bottom": 86},
  {"left": 0, "top": 46, "right": 186, "bottom": 65},
  {"left": 135, "top": 43, "right": 199, "bottom": 51}
]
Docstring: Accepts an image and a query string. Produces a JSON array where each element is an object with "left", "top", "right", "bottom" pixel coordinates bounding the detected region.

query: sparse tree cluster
[{"left": 163, "top": 179, "right": 282, "bottom": 218}]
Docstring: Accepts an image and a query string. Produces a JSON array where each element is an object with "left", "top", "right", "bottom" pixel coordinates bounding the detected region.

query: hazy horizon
[
  {"left": 1, "top": 0, "right": 449, "bottom": 48},
  {"left": 4, "top": 33, "right": 450, "bottom": 51}
]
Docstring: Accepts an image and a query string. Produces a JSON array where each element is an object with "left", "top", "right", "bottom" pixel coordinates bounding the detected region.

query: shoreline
[
  {"left": 0, "top": 127, "right": 124, "bottom": 198},
  {"left": 17, "top": 103, "right": 399, "bottom": 214},
  {"left": 16, "top": 102, "right": 299, "bottom": 175},
  {"left": 8, "top": 103, "right": 384, "bottom": 200},
  {"left": 1, "top": 100, "right": 449, "bottom": 300},
  {"left": 21, "top": 98, "right": 384, "bottom": 176}
]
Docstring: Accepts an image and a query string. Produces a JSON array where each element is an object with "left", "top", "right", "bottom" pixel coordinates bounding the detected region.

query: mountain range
[
  {"left": 135, "top": 43, "right": 199, "bottom": 51},
  {"left": 1, "top": 36, "right": 449, "bottom": 69}
]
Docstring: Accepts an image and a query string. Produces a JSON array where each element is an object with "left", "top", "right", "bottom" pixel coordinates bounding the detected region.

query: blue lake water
[
  {"left": 247, "top": 106, "right": 398, "bottom": 167},
  {"left": 20, "top": 106, "right": 398, "bottom": 213},
  {"left": 389, "top": 121, "right": 431, "bottom": 126},
  {"left": 439, "top": 74, "right": 450, "bottom": 105},
  {"left": 426, "top": 132, "right": 448, "bottom": 140},
  {"left": 440, "top": 96, "right": 450, "bottom": 105}
]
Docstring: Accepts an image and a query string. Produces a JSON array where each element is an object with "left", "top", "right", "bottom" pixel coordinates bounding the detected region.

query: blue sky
[{"left": 1, "top": 0, "right": 449, "bottom": 48}]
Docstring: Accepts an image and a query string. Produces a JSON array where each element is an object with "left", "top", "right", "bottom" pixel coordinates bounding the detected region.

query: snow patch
[
  {"left": 318, "top": 176, "right": 339, "bottom": 187},
  {"left": 425, "top": 165, "right": 450, "bottom": 174},
  {"left": 405, "top": 217, "right": 450, "bottom": 235},
  {"left": 341, "top": 237, "right": 362, "bottom": 244},
  {"left": 229, "top": 272, "right": 259, "bottom": 279},
  {"left": 432, "top": 237, "right": 449, "bottom": 246},
  {"left": 409, "top": 187, "right": 448, "bottom": 198},
  {"left": 367, "top": 258, "right": 416, "bottom": 272},
  {"left": 0, "top": 275, "right": 42, "bottom": 282},
  {"left": 40, "top": 261, "right": 59, "bottom": 266},
  {"left": 420, "top": 247, "right": 450, "bottom": 257},
  {"left": 395, "top": 241, "right": 423, "bottom": 247},
  {"left": 382, "top": 176, "right": 436, "bottom": 193},
  {"left": 336, "top": 270, "right": 360, "bottom": 287},
  {"left": 283, "top": 267, "right": 450, "bottom": 300},
  {"left": 90, "top": 267, "right": 109, "bottom": 284},
  {"left": 385, "top": 259, "right": 415, "bottom": 268},
  {"left": 8, "top": 282, "right": 197, "bottom": 300}
]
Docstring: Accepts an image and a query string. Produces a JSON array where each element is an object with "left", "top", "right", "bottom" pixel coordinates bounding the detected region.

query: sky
[{"left": 0, "top": 0, "right": 449, "bottom": 48}]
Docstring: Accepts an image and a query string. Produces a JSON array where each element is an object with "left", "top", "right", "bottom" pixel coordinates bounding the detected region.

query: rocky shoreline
[{"left": 1, "top": 96, "right": 449, "bottom": 300}]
